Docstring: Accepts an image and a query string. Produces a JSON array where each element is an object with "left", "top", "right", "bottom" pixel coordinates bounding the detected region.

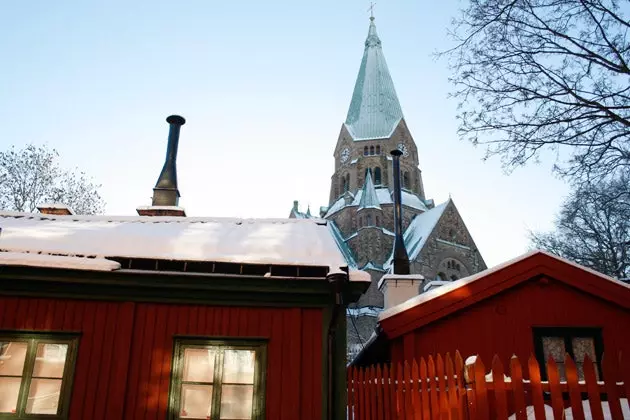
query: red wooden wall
[
  {"left": 0, "top": 296, "right": 323, "bottom": 420},
  {"left": 390, "top": 276, "right": 630, "bottom": 370}
]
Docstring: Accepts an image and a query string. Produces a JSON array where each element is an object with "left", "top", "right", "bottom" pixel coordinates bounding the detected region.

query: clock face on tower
[
  {"left": 396, "top": 143, "right": 409, "bottom": 157},
  {"left": 340, "top": 147, "right": 351, "bottom": 164}
]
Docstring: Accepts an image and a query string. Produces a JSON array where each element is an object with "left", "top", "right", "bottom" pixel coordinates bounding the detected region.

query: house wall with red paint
[
  {"left": 0, "top": 296, "right": 323, "bottom": 420},
  {"left": 389, "top": 276, "right": 630, "bottom": 369}
]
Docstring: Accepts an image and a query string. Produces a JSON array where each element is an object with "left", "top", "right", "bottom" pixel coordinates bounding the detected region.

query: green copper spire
[
  {"left": 358, "top": 170, "right": 382, "bottom": 210},
  {"left": 345, "top": 17, "right": 404, "bottom": 140}
]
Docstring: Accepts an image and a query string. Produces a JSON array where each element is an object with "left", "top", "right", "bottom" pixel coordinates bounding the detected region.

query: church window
[
  {"left": 437, "top": 272, "right": 447, "bottom": 281},
  {"left": 366, "top": 214, "right": 373, "bottom": 226},
  {"left": 375, "top": 216, "right": 380, "bottom": 226},
  {"left": 359, "top": 217, "right": 363, "bottom": 227},
  {"left": 369, "top": 146, "right": 375, "bottom": 155},
  {"left": 403, "top": 172, "right": 410, "bottom": 189},
  {"left": 376, "top": 145, "right": 381, "bottom": 155},
  {"left": 374, "top": 167, "right": 381, "bottom": 184},
  {"left": 364, "top": 146, "right": 368, "bottom": 156}
]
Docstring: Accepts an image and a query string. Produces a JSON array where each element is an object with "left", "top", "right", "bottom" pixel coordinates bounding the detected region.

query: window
[
  {"left": 369, "top": 146, "right": 375, "bottom": 155},
  {"left": 533, "top": 327, "right": 603, "bottom": 381},
  {"left": 366, "top": 214, "right": 373, "bottom": 226},
  {"left": 375, "top": 216, "right": 380, "bottom": 226},
  {"left": 403, "top": 172, "right": 410, "bottom": 190},
  {"left": 374, "top": 167, "right": 381, "bottom": 185},
  {"left": 376, "top": 145, "right": 381, "bottom": 155},
  {"left": 169, "top": 339, "right": 267, "bottom": 420},
  {"left": 363, "top": 146, "right": 368, "bottom": 156},
  {"left": 0, "top": 334, "right": 78, "bottom": 418}
]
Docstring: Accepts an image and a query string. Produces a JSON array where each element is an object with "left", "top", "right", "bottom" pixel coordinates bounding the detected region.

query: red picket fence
[{"left": 347, "top": 351, "right": 630, "bottom": 419}]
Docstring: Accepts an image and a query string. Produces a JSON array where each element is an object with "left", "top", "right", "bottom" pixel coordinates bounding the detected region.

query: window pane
[
  {"left": 25, "top": 378, "right": 62, "bottom": 414},
  {"left": 0, "top": 341, "right": 28, "bottom": 376},
  {"left": 180, "top": 384, "right": 212, "bottom": 419},
  {"left": 0, "top": 377, "right": 21, "bottom": 413},
  {"left": 542, "top": 337, "right": 565, "bottom": 362},
  {"left": 33, "top": 344, "right": 68, "bottom": 378},
  {"left": 572, "top": 337, "right": 596, "bottom": 361},
  {"left": 223, "top": 350, "right": 255, "bottom": 384},
  {"left": 183, "top": 348, "right": 216, "bottom": 383},
  {"left": 220, "top": 384, "right": 253, "bottom": 419}
]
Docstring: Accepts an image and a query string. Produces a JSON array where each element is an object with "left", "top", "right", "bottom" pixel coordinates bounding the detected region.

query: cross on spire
[{"left": 368, "top": 2, "right": 376, "bottom": 20}]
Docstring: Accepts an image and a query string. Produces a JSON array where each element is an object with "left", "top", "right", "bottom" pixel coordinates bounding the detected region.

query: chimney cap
[
  {"left": 166, "top": 115, "right": 186, "bottom": 125},
  {"left": 390, "top": 149, "right": 403, "bottom": 157}
]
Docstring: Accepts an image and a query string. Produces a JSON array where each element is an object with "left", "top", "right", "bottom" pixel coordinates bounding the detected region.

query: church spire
[
  {"left": 358, "top": 170, "right": 381, "bottom": 210},
  {"left": 344, "top": 17, "right": 404, "bottom": 140}
]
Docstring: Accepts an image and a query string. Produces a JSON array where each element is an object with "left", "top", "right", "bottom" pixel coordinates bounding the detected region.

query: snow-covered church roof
[
  {"left": 0, "top": 212, "right": 369, "bottom": 281},
  {"left": 344, "top": 17, "right": 404, "bottom": 141},
  {"left": 326, "top": 187, "right": 428, "bottom": 218}
]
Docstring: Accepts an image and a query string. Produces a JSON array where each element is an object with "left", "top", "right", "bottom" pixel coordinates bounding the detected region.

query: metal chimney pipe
[
  {"left": 390, "top": 149, "right": 410, "bottom": 274},
  {"left": 152, "top": 115, "right": 186, "bottom": 206}
]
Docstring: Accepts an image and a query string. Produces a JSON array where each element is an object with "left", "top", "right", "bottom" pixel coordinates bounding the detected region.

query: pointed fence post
[
  {"left": 376, "top": 365, "right": 384, "bottom": 420},
  {"left": 509, "top": 355, "right": 527, "bottom": 420},
  {"left": 602, "top": 353, "right": 624, "bottom": 420},
  {"left": 436, "top": 354, "right": 449, "bottom": 420},
  {"left": 491, "top": 355, "right": 508, "bottom": 420},
  {"left": 472, "top": 357, "right": 489, "bottom": 420},
  {"left": 621, "top": 351, "right": 630, "bottom": 407},
  {"left": 547, "top": 358, "right": 564, "bottom": 419},
  {"left": 565, "top": 354, "right": 586, "bottom": 420},
  {"left": 397, "top": 362, "right": 406, "bottom": 420},
  {"left": 420, "top": 357, "right": 431, "bottom": 420},
  {"left": 369, "top": 366, "right": 377, "bottom": 420},
  {"left": 446, "top": 354, "right": 459, "bottom": 420},
  {"left": 584, "top": 354, "right": 605, "bottom": 420},
  {"left": 454, "top": 352, "right": 467, "bottom": 420},
  {"left": 383, "top": 364, "right": 392, "bottom": 420},
  {"left": 428, "top": 355, "right": 440, "bottom": 420},
  {"left": 404, "top": 361, "right": 413, "bottom": 419},
  {"left": 411, "top": 359, "right": 422, "bottom": 420},
  {"left": 527, "top": 355, "right": 545, "bottom": 420}
]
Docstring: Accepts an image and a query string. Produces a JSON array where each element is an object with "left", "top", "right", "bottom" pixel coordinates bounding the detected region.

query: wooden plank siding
[{"left": 0, "top": 296, "right": 324, "bottom": 420}]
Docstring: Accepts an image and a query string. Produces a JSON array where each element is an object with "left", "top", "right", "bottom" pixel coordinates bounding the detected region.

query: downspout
[{"left": 326, "top": 271, "right": 347, "bottom": 420}]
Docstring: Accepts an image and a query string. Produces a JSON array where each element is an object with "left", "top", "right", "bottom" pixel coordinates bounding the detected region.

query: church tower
[{"left": 290, "top": 16, "right": 487, "bottom": 355}]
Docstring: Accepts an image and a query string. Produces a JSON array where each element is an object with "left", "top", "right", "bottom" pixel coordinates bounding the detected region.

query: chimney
[
  {"left": 37, "top": 203, "right": 74, "bottom": 216},
  {"left": 390, "top": 149, "right": 410, "bottom": 274},
  {"left": 378, "top": 273, "right": 425, "bottom": 309},
  {"left": 137, "top": 115, "right": 187, "bottom": 217}
]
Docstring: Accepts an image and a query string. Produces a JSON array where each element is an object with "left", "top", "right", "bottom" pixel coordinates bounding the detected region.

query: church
[{"left": 289, "top": 16, "right": 486, "bottom": 357}]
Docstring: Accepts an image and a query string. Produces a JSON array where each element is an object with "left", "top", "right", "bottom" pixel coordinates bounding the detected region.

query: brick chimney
[
  {"left": 378, "top": 273, "right": 425, "bottom": 309},
  {"left": 137, "top": 115, "right": 187, "bottom": 217}
]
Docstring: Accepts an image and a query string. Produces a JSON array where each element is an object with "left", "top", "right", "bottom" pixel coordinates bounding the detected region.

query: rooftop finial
[{"left": 368, "top": 2, "right": 376, "bottom": 21}]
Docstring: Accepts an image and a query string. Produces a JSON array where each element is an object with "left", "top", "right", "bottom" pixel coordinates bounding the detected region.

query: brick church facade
[{"left": 290, "top": 17, "right": 486, "bottom": 356}]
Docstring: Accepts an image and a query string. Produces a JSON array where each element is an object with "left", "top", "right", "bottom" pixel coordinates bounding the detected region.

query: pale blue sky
[{"left": 0, "top": 1, "right": 568, "bottom": 267}]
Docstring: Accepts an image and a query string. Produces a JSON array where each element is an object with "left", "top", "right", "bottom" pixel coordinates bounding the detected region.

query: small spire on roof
[
  {"left": 358, "top": 170, "right": 382, "bottom": 210},
  {"left": 306, "top": 205, "right": 311, "bottom": 217}
]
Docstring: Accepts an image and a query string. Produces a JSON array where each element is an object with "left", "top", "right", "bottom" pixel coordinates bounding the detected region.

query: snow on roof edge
[{"left": 0, "top": 251, "right": 121, "bottom": 271}]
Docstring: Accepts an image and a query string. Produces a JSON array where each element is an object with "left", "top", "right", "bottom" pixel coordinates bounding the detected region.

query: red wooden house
[
  {"left": 353, "top": 250, "right": 630, "bottom": 382},
  {"left": 0, "top": 116, "right": 370, "bottom": 420}
]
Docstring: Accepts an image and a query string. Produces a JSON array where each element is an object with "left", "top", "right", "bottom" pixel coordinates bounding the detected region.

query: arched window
[
  {"left": 437, "top": 272, "right": 447, "bottom": 281},
  {"left": 370, "top": 146, "right": 375, "bottom": 155},
  {"left": 366, "top": 214, "right": 373, "bottom": 226},
  {"left": 364, "top": 146, "right": 368, "bottom": 156},
  {"left": 345, "top": 174, "right": 350, "bottom": 192},
  {"left": 447, "top": 261, "right": 452, "bottom": 269},
  {"left": 376, "top": 216, "right": 380, "bottom": 226},
  {"left": 341, "top": 174, "right": 350, "bottom": 193},
  {"left": 359, "top": 217, "right": 363, "bottom": 227},
  {"left": 403, "top": 172, "right": 410, "bottom": 189},
  {"left": 374, "top": 167, "right": 381, "bottom": 184},
  {"left": 376, "top": 145, "right": 381, "bottom": 155}
]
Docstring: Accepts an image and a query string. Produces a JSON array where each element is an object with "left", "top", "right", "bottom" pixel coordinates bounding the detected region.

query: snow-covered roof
[
  {"left": 379, "top": 249, "right": 630, "bottom": 322},
  {"left": 0, "top": 212, "right": 369, "bottom": 280},
  {"left": 0, "top": 252, "right": 120, "bottom": 271},
  {"left": 325, "top": 188, "right": 428, "bottom": 218}
]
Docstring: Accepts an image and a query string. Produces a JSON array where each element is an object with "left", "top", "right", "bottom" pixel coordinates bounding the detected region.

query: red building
[
  {"left": 353, "top": 250, "right": 630, "bottom": 381},
  {"left": 0, "top": 211, "right": 369, "bottom": 419}
]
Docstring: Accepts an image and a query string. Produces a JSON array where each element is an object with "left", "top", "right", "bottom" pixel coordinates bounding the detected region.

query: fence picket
[
  {"left": 446, "top": 354, "right": 459, "bottom": 420},
  {"left": 527, "top": 354, "right": 545, "bottom": 420},
  {"left": 370, "top": 366, "right": 378, "bottom": 420},
  {"left": 376, "top": 365, "right": 384, "bottom": 420},
  {"left": 491, "top": 355, "right": 508, "bottom": 420},
  {"left": 602, "top": 353, "right": 624, "bottom": 420},
  {"left": 389, "top": 364, "right": 398, "bottom": 420},
  {"left": 622, "top": 351, "right": 630, "bottom": 401},
  {"left": 509, "top": 356, "right": 526, "bottom": 420},
  {"left": 428, "top": 356, "right": 440, "bottom": 420},
  {"left": 472, "top": 358, "right": 489, "bottom": 420},
  {"left": 436, "top": 354, "right": 449, "bottom": 420},
  {"left": 397, "top": 362, "right": 406, "bottom": 420},
  {"left": 547, "top": 358, "right": 564, "bottom": 419},
  {"left": 358, "top": 367, "right": 365, "bottom": 420},
  {"left": 348, "top": 367, "right": 356, "bottom": 420},
  {"left": 565, "top": 354, "right": 586, "bottom": 420},
  {"left": 584, "top": 354, "right": 605, "bottom": 420},
  {"left": 412, "top": 360, "right": 422, "bottom": 420},
  {"left": 404, "top": 361, "right": 413, "bottom": 419},
  {"left": 454, "top": 352, "right": 466, "bottom": 420},
  {"left": 383, "top": 364, "right": 392, "bottom": 420},
  {"left": 420, "top": 357, "right": 431, "bottom": 420}
]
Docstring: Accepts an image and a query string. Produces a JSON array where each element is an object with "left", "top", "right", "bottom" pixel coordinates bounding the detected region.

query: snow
[
  {"left": 0, "top": 212, "right": 369, "bottom": 280},
  {"left": 327, "top": 187, "right": 427, "bottom": 217},
  {"left": 37, "top": 203, "right": 75, "bottom": 214},
  {"left": 324, "top": 197, "right": 346, "bottom": 217},
  {"left": 507, "top": 400, "right": 630, "bottom": 419},
  {"left": 0, "top": 251, "right": 120, "bottom": 271}
]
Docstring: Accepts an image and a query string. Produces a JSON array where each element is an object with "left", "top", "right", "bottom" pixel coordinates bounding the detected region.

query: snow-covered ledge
[{"left": 378, "top": 273, "right": 424, "bottom": 310}]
